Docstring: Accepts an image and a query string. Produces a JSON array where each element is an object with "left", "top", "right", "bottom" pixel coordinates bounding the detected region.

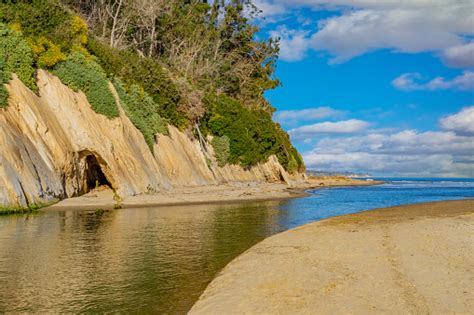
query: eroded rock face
[{"left": 0, "top": 71, "right": 293, "bottom": 208}]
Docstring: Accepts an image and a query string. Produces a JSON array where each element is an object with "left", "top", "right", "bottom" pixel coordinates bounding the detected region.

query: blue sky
[{"left": 252, "top": 0, "right": 474, "bottom": 177}]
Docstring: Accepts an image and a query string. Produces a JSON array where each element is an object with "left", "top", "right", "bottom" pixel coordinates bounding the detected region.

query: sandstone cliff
[{"left": 0, "top": 71, "right": 293, "bottom": 209}]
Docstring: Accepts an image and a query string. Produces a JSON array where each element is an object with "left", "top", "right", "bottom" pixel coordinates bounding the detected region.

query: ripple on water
[{"left": 0, "top": 178, "right": 472, "bottom": 313}]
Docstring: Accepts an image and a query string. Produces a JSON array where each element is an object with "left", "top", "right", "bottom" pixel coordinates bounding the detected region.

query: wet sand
[
  {"left": 190, "top": 200, "right": 474, "bottom": 314},
  {"left": 46, "top": 178, "right": 381, "bottom": 211}
]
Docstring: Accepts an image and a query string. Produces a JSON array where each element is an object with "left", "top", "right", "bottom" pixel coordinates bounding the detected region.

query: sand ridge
[{"left": 190, "top": 200, "right": 474, "bottom": 314}]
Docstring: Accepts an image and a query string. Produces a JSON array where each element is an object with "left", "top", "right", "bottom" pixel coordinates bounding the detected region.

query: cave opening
[
  {"left": 278, "top": 170, "right": 286, "bottom": 182},
  {"left": 83, "top": 155, "right": 111, "bottom": 193}
]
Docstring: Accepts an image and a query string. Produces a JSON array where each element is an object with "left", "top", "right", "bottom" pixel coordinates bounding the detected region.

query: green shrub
[
  {"left": 0, "top": 2, "right": 305, "bottom": 172},
  {"left": 291, "top": 147, "right": 305, "bottom": 173},
  {"left": 0, "top": 23, "right": 36, "bottom": 95},
  {"left": 211, "top": 135, "right": 230, "bottom": 167},
  {"left": 70, "top": 15, "right": 88, "bottom": 46},
  {"left": 0, "top": 85, "right": 8, "bottom": 108},
  {"left": 202, "top": 93, "right": 305, "bottom": 171},
  {"left": 88, "top": 39, "right": 188, "bottom": 129},
  {"left": 30, "top": 36, "right": 66, "bottom": 68},
  {"left": 0, "top": 1, "right": 90, "bottom": 71},
  {"left": 0, "top": 0, "right": 77, "bottom": 52},
  {"left": 203, "top": 94, "right": 278, "bottom": 167},
  {"left": 287, "top": 157, "right": 298, "bottom": 174},
  {"left": 0, "top": 58, "right": 9, "bottom": 108},
  {"left": 53, "top": 52, "right": 119, "bottom": 118},
  {"left": 113, "top": 78, "right": 169, "bottom": 150}
]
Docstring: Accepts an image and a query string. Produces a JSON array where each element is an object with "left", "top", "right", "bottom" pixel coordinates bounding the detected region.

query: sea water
[{"left": 278, "top": 178, "right": 474, "bottom": 229}]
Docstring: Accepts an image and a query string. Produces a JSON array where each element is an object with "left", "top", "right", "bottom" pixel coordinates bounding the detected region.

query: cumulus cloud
[
  {"left": 274, "top": 107, "right": 344, "bottom": 124},
  {"left": 441, "top": 43, "right": 474, "bottom": 68},
  {"left": 259, "top": 0, "right": 474, "bottom": 65},
  {"left": 289, "top": 119, "right": 369, "bottom": 139},
  {"left": 304, "top": 130, "right": 474, "bottom": 177},
  {"left": 440, "top": 106, "right": 474, "bottom": 135},
  {"left": 252, "top": 0, "right": 286, "bottom": 17},
  {"left": 302, "top": 106, "right": 474, "bottom": 177},
  {"left": 311, "top": 3, "right": 471, "bottom": 63},
  {"left": 257, "top": 0, "right": 464, "bottom": 14},
  {"left": 269, "top": 27, "right": 311, "bottom": 61},
  {"left": 392, "top": 71, "right": 474, "bottom": 91}
]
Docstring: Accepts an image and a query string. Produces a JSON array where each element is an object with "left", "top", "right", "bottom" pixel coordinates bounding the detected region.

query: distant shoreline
[
  {"left": 190, "top": 199, "right": 474, "bottom": 314},
  {"left": 45, "top": 177, "right": 383, "bottom": 211}
]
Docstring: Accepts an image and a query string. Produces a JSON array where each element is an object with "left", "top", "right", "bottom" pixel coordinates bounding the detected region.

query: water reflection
[
  {"left": 0, "top": 201, "right": 287, "bottom": 313},
  {"left": 1, "top": 178, "right": 472, "bottom": 313}
]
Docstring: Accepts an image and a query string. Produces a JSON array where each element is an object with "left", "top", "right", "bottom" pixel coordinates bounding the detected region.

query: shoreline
[
  {"left": 190, "top": 199, "right": 474, "bottom": 314},
  {"left": 44, "top": 178, "right": 383, "bottom": 211}
]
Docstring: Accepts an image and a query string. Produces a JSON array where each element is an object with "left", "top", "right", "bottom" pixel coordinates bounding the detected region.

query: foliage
[
  {"left": 0, "top": 58, "right": 9, "bottom": 108},
  {"left": 70, "top": 15, "right": 88, "bottom": 45},
  {"left": 202, "top": 93, "right": 303, "bottom": 171},
  {"left": 88, "top": 39, "right": 188, "bottom": 129},
  {"left": 0, "top": 198, "right": 58, "bottom": 215},
  {"left": 0, "top": 23, "right": 36, "bottom": 94},
  {"left": 68, "top": 0, "right": 280, "bottom": 111},
  {"left": 52, "top": 52, "right": 119, "bottom": 118},
  {"left": 29, "top": 36, "right": 66, "bottom": 68},
  {"left": 274, "top": 127, "right": 306, "bottom": 173},
  {"left": 287, "top": 157, "right": 298, "bottom": 174},
  {"left": 211, "top": 135, "right": 230, "bottom": 167},
  {"left": 0, "top": 1, "right": 305, "bottom": 171},
  {"left": 0, "top": 0, "right": 87, "bottom": 53},
  {"left": 0, "top": 0, "right": 91, "bottom": 70},
  {"left": 113, "top": 78, "right": 169, "bottom": 150}
]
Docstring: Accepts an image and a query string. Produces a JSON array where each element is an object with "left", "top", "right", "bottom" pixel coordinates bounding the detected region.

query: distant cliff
[{"left": 0, "top": 71, "right": 295, "bottom": 209}]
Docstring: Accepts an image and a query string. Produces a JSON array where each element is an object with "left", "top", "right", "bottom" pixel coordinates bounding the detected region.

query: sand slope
[{"left": 190, "top": 200, "right": 474, "bottom": 314}]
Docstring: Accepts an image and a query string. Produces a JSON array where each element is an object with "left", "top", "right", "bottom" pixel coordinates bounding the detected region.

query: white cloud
[
  {"left": 392, "top": 71, "right": 474, "bottom": 91},
  {"left": 440, "top": 106, "right": 474, "bottom": 135},
  {"left": 274, "top": 107, "right": 344, "bottom": 124},
  {"left": 260, "top": 0, "right": 474, "bottom": 65},
  {"left": 304, "top": 130, "right": 474, "bottom": 177},
  {"left": 301, "top": 106, "right": 474, "bottom": 177},
  {"left": 305, "top": 152, "right": 473, "bottom": 177},
  {"left": 310, "top": 5, "right": 471, "bottom": 64},
  {"left": 269, "top": 27, "right": 311, "bottom": 61},
  {"left": 289, "top": 119, "right": 369, "bottom": 139},
  {"left": 441, "top": 43, "right": 474, "bottom": 68},
  {"left": 258, "top": 0, "right": 463, "bottom": 12},
  {"left": 252, "top": 0, "right": 286, "bottom": 18}
]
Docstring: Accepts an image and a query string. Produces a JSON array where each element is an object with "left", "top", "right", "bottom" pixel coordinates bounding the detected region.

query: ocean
[{"left": 278, "top": 177, "right": 474, "bottom": 229}]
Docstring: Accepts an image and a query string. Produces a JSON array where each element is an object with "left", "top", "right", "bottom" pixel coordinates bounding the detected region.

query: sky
[{"left": 252, "top": 0, "right": 474, "bottom": 177}]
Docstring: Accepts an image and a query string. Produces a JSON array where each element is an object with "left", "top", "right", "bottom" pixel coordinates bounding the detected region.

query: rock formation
[{"left": 0, "top": 71, "right": 293, "bottom": 209}]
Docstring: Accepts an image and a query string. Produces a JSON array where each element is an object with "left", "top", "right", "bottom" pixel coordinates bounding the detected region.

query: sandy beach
[
  {"left": 45, "top": 177, "right": 380, "bottom": 211},
  {"left": 190, "top": 199, "right": 474, "bottom": 314}
]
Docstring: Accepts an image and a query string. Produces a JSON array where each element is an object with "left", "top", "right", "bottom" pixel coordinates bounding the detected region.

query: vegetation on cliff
[
  {"left": 113, "top": 78, "right": 169, "bottom": 149},
  {"left": 0, "top": 0, "right": 304, "bottom": 172},
  {"left": 52, "top": 52, "right": 119, "bottom": 118},
  {"left": 0, "top": 23, "right": 37, "bottom": 107}
]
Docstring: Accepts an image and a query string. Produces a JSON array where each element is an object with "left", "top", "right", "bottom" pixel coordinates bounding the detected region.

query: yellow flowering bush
[
  {"left": 71, "top": 16, "right": 88, "bottom": 45},
  {"left": 30, "top": 37, "right": 66, "bottom": 68}
]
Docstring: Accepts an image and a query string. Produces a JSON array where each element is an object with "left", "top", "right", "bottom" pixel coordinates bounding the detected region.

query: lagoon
[{"left": 0, "top": 178, "right": 472, "bottom": 313}]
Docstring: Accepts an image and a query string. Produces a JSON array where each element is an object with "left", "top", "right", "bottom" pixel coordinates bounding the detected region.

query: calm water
[{"left": 0, "top": 178, "right": 473, "bottom": 313}]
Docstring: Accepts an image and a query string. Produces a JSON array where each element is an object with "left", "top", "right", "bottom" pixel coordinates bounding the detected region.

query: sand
[
  {"left": 190, "top": 200, "right": 474, "bottom": 314},
  {"left": 45, "top": 177, "right": 380, "bottom": 211}
]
